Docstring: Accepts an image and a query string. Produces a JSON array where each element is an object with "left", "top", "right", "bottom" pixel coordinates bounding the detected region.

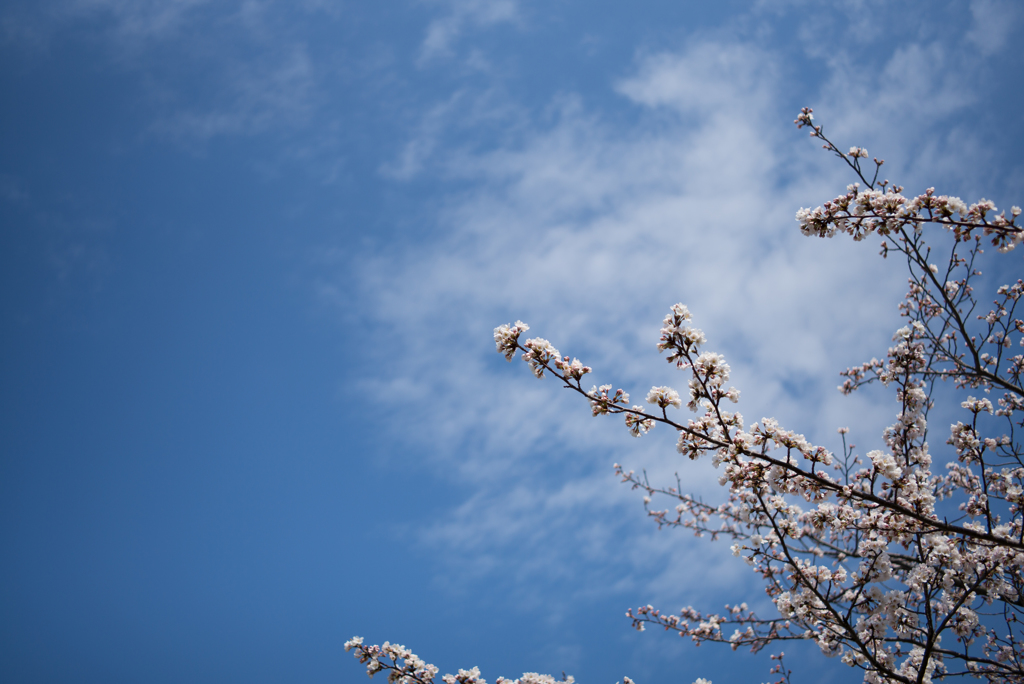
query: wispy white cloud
[
  {"left": 379, "top": 86, "right": 528, "bottom": 179},
  {"left": 338, "top": 10, "right": 1012, "bottom": 612},
  {"left": 339, "top": 43, "right": 887, "bottom": 608},
  {"left": 149, "top": 43, "right": 317, "bottom": 142},
  {"left": 967, "top": 0, "right": 1020, "bottom": 56},
  {"left": 379, "top": 93, "right": 465, "bottom": 180},
  {"left": 9, "top": 1, "right": 333, "bottom": 148},
  {"left": 418, "top": 0, "right": 520, "bottom": 64},
  {"left": 63, "top": 0, "right": 212, "bottom": 42}
]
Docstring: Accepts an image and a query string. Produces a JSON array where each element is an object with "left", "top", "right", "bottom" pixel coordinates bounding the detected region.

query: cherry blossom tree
[{"left": 346, "top": 109, "right": 1024, "bottom": 684}]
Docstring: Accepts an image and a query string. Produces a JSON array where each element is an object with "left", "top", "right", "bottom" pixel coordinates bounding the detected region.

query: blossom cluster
[
  {"left": 344, "top": 638, "right": 441, "bottom": 684},
  {"left": 344, "top": 637, "right": 595, "bottom": 684},
  {"left": 795, "top": 107, "right": 1021, "bottom": 254},
  {"left": 795, "top": 183, "right": 1022, "bottom": 253},
  {"left": 344, "top": 636, "right": 711, "bottom": 684}
]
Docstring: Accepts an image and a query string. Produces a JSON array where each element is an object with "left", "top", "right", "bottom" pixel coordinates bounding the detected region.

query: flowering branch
[
  {"left": 487, "top": 109, "right": 1024, "bottom": 683},
  {"left": 343, "top": 638, "right": 585, "bottom": 684},
  {"left": 348, "top": 108, "right": 1024, "bottom": 684}
]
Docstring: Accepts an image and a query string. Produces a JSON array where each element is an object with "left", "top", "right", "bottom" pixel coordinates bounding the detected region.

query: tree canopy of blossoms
[{"left": 347, "top": 109, "right": 1024, "bottom": 684}]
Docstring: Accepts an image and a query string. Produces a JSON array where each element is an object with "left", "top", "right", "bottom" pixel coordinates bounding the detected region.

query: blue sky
[{"left": 2, "top": 1, "right": 1023, "bottom": 683}]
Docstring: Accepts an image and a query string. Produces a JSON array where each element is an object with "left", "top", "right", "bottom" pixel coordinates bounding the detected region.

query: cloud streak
[
  {"left": 63, "top": 0, "right": 213, "bottom": 42},
  {"left": 345, "top": 40, "right": 891, "bottom": 608},
  {"left": 418, "top": 0, "right": 520, "bottom": 64},
  {"left": 149, "top": 43, "right": 318, "bottom": 142}
]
